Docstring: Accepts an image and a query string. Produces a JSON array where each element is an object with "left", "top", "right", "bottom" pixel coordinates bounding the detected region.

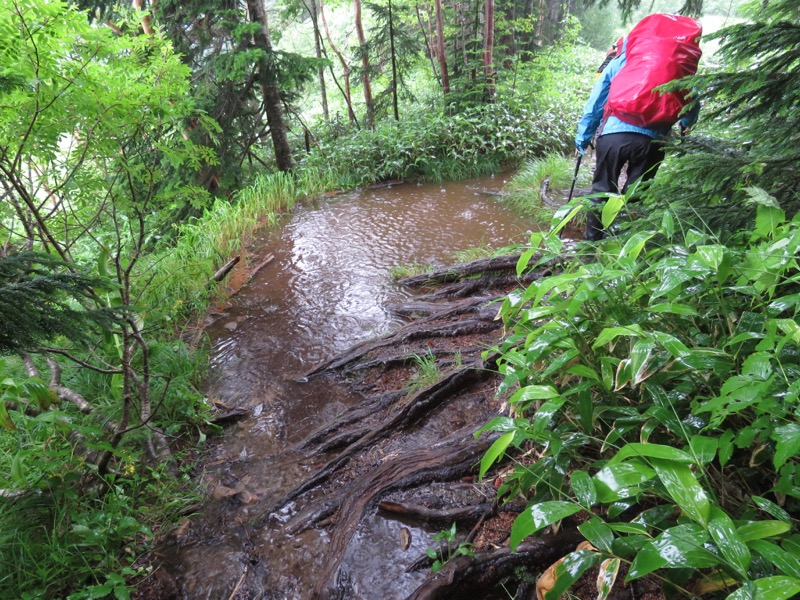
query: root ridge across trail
[{"left": 256, "top": 251, "right": 589, "bottom": 598}]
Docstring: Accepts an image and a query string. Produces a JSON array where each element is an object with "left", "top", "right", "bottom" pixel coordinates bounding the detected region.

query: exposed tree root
[
  {"left": 397, "top": 254, "right": 525, "bottom": 287},
  {"left": 405, "top": 530, "right": 584, "bottom": 600},
  {"left": 378, "top": 499, "right": 494, "bottom": 525},
  {"left": 300, "top": 428, "right": 498, "bottom": 599},
  {"left": 272, "top": 362, "right": 494, "bottom": 510}
]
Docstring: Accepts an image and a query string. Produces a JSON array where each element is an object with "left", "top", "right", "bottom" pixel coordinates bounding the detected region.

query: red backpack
[{"left": 605, "top": 14, "right": 702, "bottom": 129}]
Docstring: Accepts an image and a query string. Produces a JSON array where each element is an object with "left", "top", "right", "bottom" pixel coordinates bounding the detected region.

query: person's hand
[{"left": 575, "top": 144, "right": 585, "bottom": 157}]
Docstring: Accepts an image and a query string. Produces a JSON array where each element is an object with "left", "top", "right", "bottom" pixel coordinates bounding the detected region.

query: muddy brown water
[{"left": 153, "top": 177, "right": 544, "bottom": 599}]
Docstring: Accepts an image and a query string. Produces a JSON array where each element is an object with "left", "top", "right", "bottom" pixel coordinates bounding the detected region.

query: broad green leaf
[
  {"left": 479, "top": 431, "right": 514, "bottom": 479},
  {"left": 689, "top": 435, "right": 718, "bottom": 465},
  {"left": 579, "top": 517, "right": 614, "bottom": 552},
  {"left": 593, "top": 460, "right": 656, "bottom": 503},
  {"left": 750, "top": 540, "right": 800, "bottom": 579},
  {"left": 552, "top": 203, "right": 585, "bottom": 238},
  {"left": 608, "top": 443, "right": 695, "bottom": 465},
  {"left": 650, "top": 331, "right": 691, "bottom": 358},
  {"left": 709, "top": 506, "right": 751, "bottom": 578},
  {"left": 607, "top": 522, "right": 649, "bottom": 535},
  {"left": 543, "top": 550, "right": 600, "bottom": 600},
  {"left": 772, "top": 424, "right": 800, "bottom": 469},
  {"left": 727, "top": 577, "right": 800, "bottom": 600},
  {"left": 597, "top": 558, "right": 621, "bottom": 600},
  {"left": 737, "top": 520, "right": 792, "bottom": 542},
  {"left": 752, "top": 496, "right": 792, "bottom": 524},
  {"left": 662, "top": 211, "right": 675, "bottom": 237},
  {"left": 754, "top": 205, "right": 785, "bottom": 239},
  {"left": 508, "top": 385, "right": 560, "bottom": 406},
  {"left": 601, "top": 195, "right": 625, "bottom": 229},
  {"left": 694, "top": 245, "right": 725, "bottom": 270},
  {"left": 630, "top": 339, "right": 655, "bottom": 385},
  {"left": 571, "top": 470, "right": 597, "bottom": 507},
  {"left": 593, "top": 325, "right": 644, "bottom": 349},
  {"left": 510, "top": 501, "right": 583, "bottom": 549},
  {"left": 628, "top": 524, "right": 717, "bottom": 579},
  {"left": 620, "top": 232, "right": 653, "bottom": 261},
  {"left": 651, "top": 459, "right": 710, "bottom": 526},
  {"left": 517, "top": 247, "right": 538, "bottom": 277},
  {"left": 532, "top": 397, "right": 567, "bottom": 437}
]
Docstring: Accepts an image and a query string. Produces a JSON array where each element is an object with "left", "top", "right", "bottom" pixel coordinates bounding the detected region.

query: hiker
[
  {"left": 595, "top": 37, "right": 623, "bottom": 78},
  {"left": 575, "top": 14, "right": 702, "bottom": 241}
]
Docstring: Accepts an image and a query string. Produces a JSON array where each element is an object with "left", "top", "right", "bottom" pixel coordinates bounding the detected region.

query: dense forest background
[{"left": 1, "top": 0, "right": 799, "bottom": 597}]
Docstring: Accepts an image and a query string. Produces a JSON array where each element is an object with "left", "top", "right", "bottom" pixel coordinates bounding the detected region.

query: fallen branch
[{"left": 210, "top": 255, "right": 240, "bottom": 284}]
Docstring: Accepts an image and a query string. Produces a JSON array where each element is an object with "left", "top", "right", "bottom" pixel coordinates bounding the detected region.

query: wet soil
[{"left": 135, "top": 177, "right": 662, "bottom": 599}]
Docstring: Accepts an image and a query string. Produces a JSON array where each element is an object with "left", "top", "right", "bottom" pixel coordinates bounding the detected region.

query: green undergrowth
[
  {"left": 504, "top": 153, "right": 592, "bottom": 216},
  {"left": 479, "top": 187, "right": 800, "bottom": 599}
]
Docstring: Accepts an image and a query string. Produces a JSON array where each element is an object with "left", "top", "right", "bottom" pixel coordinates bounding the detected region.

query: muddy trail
[{"left": 139, "top": 178, "right": 599, "bottom": 599}]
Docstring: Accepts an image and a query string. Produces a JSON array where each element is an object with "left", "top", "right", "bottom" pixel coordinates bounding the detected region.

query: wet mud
[{"left": 140, "top": 178, "right": 544, "bottom": 599}]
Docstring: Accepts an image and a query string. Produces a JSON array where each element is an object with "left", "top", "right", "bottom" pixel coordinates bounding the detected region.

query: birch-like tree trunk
[{"left": 354, "top": 0, "right": 375, "bottom": 128}]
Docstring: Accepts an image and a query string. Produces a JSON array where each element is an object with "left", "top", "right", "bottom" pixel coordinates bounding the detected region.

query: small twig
[{"left": 227, "top": 566, "right": 248, "bottom": 600}]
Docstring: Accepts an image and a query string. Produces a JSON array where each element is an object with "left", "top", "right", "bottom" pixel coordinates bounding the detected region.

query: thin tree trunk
[
  {"left": 132, "top": 0, "right": 154, "bottom": 34},
  {"left": 434, "top": 0, "right": 450, "bottom": 94},
  {"left": 321, "top": 0, "right": 357, "bottom": 123},
  {"left": 482, "top": 0, "right": 495, "bottom": 101},
  {"left": 308, "top": 0, "right": 330, "bottom": 121},
  {"left": 246, "top": 0, "right": 293, "bottom": 171},
  {"left": 389, "top": 0, "right": 399, "bottom": 120},
  {"left": 415, "top": 2, "right": 440, "bottom": 85},
  {"left": 354, "top": 0, "right": 375, "bottom": 128}
]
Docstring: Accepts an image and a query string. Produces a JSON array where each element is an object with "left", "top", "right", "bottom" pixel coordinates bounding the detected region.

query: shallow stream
[{"left": 154, "top": 177, "right": 543, "bottom": 599}]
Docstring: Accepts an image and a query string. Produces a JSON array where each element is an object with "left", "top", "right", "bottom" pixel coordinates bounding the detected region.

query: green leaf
[
  {"left": 517, "top": 247, "right": 538, "bottom": 277},
  {"left": 620, "top": 232, "right": 653, "bottom": 261},
  {"left": 689, "top": 435, "right": 718, "bottom": 465},
  {"left": 750, "top": 540, "right": 800, "bottom": 579},
  {"left": 752, "top": 496, "right": 792, "bottom": 524},
  {"left": 508, "top": 385, "right": 560, "bottom": 406},
  {"left": 709, "top": 506, "right": 751, "bottom": 579},
  {"left": 601, "top": 194, "right": 625, "bottom": 229},
  {"left": 510, "top": 501, "right": 583, "bottom": 549},
  {"left": 772, "top": 424, "right": 800, "bottom": 469},
  {"left": 737, "top": 520, "right": 792, "bottom": 542},
  {"left": 651, "top": 459, "right": 710, "bottom": 526},
  {"left": 593, "top": 460, "right": 656, "bottom": 503},
  {"left": 543, "top": 550, "right": 600, "bottom": 600},
  {"left": 479, "top": 431, "right": 514, "bottom": 479},
  {"left": 694, "top": 245, "right": 725, "bottom": 270},
  {"left": 608, "top": 443, "right": 695, "bottom": 465},
  {"left": 628, "top": 524, "right": 717, "bottom": 579},
  {"left": 579, "top": 517, "right": 614, "bottom": 552},
  {"left": 593, "top": 325, "right": 644, "bottom": 349},
  {"left": 532, "top": 397, "right": 566, "bottom": 437},
  {"left": 727, "top": 577, "right": 800, "bottom": 600},
  {"left": 571, "top": 470, "right": 597, "bottom": 507}
]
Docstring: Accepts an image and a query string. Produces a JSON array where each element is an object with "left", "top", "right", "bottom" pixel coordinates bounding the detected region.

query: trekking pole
[{"left": 567, "top": 153, "right": 583, "bottom": 203}]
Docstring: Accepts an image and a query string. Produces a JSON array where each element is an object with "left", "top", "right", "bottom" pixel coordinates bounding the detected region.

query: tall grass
[
  {"left": 503, "top": 153, "right": 590, "bottom": 215},
  {"left": 137, "top": 168, "right": 338, "bottom": 322}
]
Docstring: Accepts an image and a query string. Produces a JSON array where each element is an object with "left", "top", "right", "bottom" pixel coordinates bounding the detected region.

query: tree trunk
[
  {"left": 246, "top": 0, "right": 293, "bottom": 172},
  {"left": 309, "top": 0, "right": 330, "bottom": 121},
  {"left": 132, "top": 0, "right": 154, "bottom": 34},
  {"left": 482, "top": 0, "right": 495, "bottom": 101},
  {"left": 389, "top": 0, "right": 400, "bottom": 120},
  {"left": 321, "top": 0, "right": 357, "bottom": 123},
  {"left": 354, "top": 0, "right": 375, "bottom": 128},
  {"left": 434, "top": 0, "right": 450, "bottom": 94}
]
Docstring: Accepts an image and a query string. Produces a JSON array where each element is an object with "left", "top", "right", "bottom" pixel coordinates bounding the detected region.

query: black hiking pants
[{"left": 584, "top": 131, "right": 665, "bottom": 241}]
